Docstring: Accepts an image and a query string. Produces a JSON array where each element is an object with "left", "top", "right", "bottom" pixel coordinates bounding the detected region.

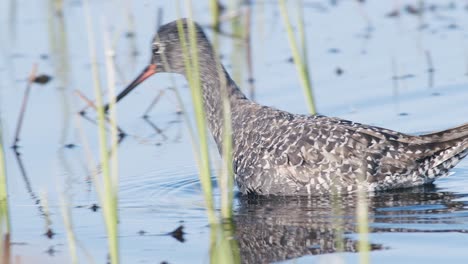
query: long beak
[{"left": 104, "top": 64, "right": 157, "bottom": 112}]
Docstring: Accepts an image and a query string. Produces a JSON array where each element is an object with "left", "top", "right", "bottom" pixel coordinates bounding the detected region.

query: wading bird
[{"left": 105, "top": 19, "right": 468, "bottom": 196}]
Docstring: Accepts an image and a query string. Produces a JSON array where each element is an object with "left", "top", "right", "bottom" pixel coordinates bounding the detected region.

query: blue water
[{"left": 1, "top": 0, "right": 468, "bottom": 263}]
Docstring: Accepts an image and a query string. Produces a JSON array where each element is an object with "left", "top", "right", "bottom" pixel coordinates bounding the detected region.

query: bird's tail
[
  {"left": 420, "top": 122, "right": 468, "bottom": 142},
  {"left": 417, "top": 132, "right": 468, "bottom": 182}
]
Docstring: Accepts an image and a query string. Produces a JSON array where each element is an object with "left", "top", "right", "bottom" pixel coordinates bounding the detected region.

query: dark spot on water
[
  {"left": 45, "top": 246, "right": 57, "bottom": 256},
  {"left": 161, "top": 261, "right": 169, "bottom": 264},
  {"left": 118, "top": 131, "right": 127, "bottom": 140},
  {"left": 405, "top": 5, "right": 422, "bottom": 15},
  {"left": 155, "top": 142, "right": 162, "bottom": 146},
  {"left": 328, "top": 48, "right": 340, "bottom": 54},
  {"left": 386, "top": 10, "right": 400, "bottom": 18},
  {"left": 395, "top": 74, "right": 415, "bottom": 80},
  {"left": 287, "top": 57, "right": 294, "bottom": 63},
  {"left": 398, "top": 112, "right": 409, "bottom": 116},
  {"left": 33, "top": 74, "right": 52, "bottom": 85},
  {"left": 335, "top": 67, "right": 343, "bottom": 76},
  {"left": 90, "top": 203, "right": 100, "bottom": 212},
  {"left": 40, "top": 54, "right": 49, "bottom": 60},
  {"left": 45, "top": 228, "right": 55, "bottom": 239},
  {"left": 64, "top": 143, "right": 76, "bottom": 149},
  {"left": 447, "top": 23, "right": 458, "bottom": 29},
  {"left": 10, "top": 53, "right": 25, "bottom": 59},
  {"left": 138, "top": 230, "right": 147, "bottom": 236},
  {"left": 11, "top": 144, "right": 20, "bottom": 151},
  {"left": 11, "top": 242, "right": 28, "bottom": 246},
  {"left": 418, "top": 24, "right": 429, "bottom": 30},
  {"left": 169, "top": 225, "right": 185, "bottom": 243},
  {"left": 431, "top": 92, "right": 441, "bottom": 96},
  {"left": 247, "top": 77, "right": 255, "bottom": 84},
  {"left": 125, "top": 31, "right": 135, "bottom": 38}
]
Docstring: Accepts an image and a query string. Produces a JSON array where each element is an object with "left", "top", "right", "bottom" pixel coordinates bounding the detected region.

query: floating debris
[
  {"left": 169, "top": 225, "right": 185, "bottom": 243},
  {"left": 45, "top": 246, "right": 57, "bottom": 256},
  {"left": 405, "top": 5, "right": 423, "bottom": 15},
  {"left": 45, "top": 228, "right": 55, "bottom": 239},
  {"left": 327, "top": 48, "right": 340, "bottom": 54},
  {"left": 393, "top": 74, "right": 416, "bottom": 80},
  {"left": 386, "top": 10, "right": 400, "bottom": 18},
  {"left": 64, "top": 143, "right": 76, "bottom": 149},
  {"left": 335, "top": 67, "right": 343, "bottom": 76},
  {"left": 33, "top": 74, "right": 52, "bottom": 85},
  {"left": 90, "top": 203, "right": 100, "bottom": 212}
]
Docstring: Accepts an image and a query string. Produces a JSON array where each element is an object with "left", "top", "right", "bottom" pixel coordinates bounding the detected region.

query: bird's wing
[{"left": 266, "top": 115, "right": 429, "bottom": 192}]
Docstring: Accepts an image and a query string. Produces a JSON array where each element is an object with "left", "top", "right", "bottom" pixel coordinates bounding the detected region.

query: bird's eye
[{"left": 152, "top": 43, "right": 160, "bottom": 55}]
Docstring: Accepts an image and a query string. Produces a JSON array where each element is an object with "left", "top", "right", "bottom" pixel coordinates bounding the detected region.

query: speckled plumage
[{"left": 118, "top": 19, "right": 468, "bottom": 196}]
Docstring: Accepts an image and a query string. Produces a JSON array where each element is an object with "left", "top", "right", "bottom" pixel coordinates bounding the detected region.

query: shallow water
[{"left": 1, "top": 0, "right": 468, "bottom": 263}]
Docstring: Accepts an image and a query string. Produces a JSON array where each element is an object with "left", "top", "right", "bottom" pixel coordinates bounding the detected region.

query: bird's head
[{"left": 105, "top": 19, "right": 209, "bottom": 111}]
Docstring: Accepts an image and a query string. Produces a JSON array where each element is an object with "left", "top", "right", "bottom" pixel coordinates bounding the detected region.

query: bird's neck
[{"left": 196, "top": 64, "right": 248, "bottom": 151}]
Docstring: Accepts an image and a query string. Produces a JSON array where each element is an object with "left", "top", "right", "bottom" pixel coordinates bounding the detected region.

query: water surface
[{"left": 1, "top": 0, "right": 468, "bottom": 263}]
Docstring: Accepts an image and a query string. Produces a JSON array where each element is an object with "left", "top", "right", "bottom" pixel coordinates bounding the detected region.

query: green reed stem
[
  {"left": 60, "top": 194, "right": 78, "bottom": 264},
  {"left": 0, "top": 120, "right": 10, "bottom": 235},
  {"left": 177, "top": 3, "right": 238, "bottom": 262},
  {"left": 103, "top": 21, "right": 119, "bottom": 199},
  {"left": 279, "top": 0, "right": 316, "bottom": 114},
  {"left": 356, "top": 190, "right": 370, "bottom": 264},
  {"left": 83, "top": 1, "right": 119, "bottom": 263},
  {"left": 177, "top": 1, "right": 216, "bottom": 224},
  {"left": 206, "top": 7, "right": 235, "bottom": 219},
  {"left": 155, "top": 8, "right": 200, "bottom": 172},
  {"left": 230, "top": 0, "right": 243, "bottom": 86},
  {"left": 219, "top": 60, "right": 234, "bottom": 220},
  {"left": 210, "top": 221, "right": 240, "bottom": 264},
  {"left": 209, "top": 0, "right": 220, "bottom": 31}
]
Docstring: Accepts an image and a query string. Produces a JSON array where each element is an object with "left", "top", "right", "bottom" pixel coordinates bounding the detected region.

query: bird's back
[{"left": 230, "top": 103, "right": 468, "bottom": 195}]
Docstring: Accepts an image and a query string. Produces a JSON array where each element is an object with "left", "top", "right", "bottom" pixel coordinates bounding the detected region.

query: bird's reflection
[{"left": 234, "top": 185, "right": 468, "bottom": 264}]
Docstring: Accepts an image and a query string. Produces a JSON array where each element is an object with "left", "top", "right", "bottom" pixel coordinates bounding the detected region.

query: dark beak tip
[{"left": 108, "top": 64, "right": 158, "bottom": 107}]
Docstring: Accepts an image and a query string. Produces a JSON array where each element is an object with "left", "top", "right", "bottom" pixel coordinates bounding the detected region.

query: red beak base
[{"left": 104, "top": 64, "right": 157, "bottom": 112}]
